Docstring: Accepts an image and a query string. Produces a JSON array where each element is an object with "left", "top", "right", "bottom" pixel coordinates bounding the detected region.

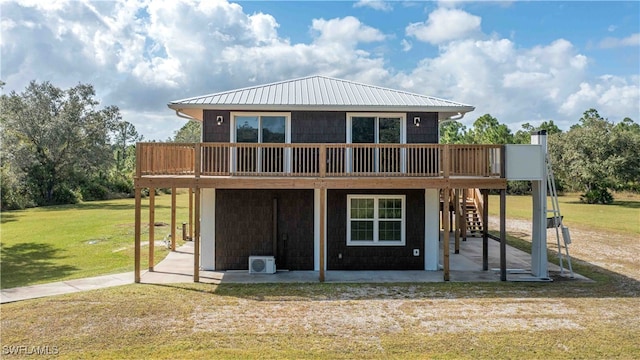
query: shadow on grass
[
  {"left": 564, "top": 200, "right": 640, "bottom": 209},
  {"left": 0, "top": 243, "right": 78, "bottom": 289},
  {"left": 0, "top": 212, "right": 22, "bottom": 224}
]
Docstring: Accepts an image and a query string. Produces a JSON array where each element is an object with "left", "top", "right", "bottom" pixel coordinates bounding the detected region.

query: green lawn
[
  {"left": 1, "top": 192, "right": 640, "bottom": 358},
  {"left": 487, "top": 193, "right": 640, "bottom": 236},
  {"left": 0, "top": 192, "right": 191, "bottom": 289}
]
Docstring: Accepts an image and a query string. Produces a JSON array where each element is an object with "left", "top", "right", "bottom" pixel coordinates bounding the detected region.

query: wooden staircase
[{"left": 463, "top": 198, "right": 483, "bottom": 237}]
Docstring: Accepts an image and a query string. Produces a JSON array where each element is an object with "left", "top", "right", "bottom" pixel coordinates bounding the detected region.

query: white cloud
[
  {"left": 1, "top": 0, "right": 637, "bottom": 141},
  {"left": 406, "top": 7, "right": 481, "bottom": 44},
  {"left": 353, "top": 0, "right": 392, "bottom": 12},
  {"left": 598, "top": 33, "right": 640, "bottom": 48},
  {"left": 560, "top": 76, "right": 640, "bottom": 119},
  {"left": 311, "top": 16, "right": 386, "bottom": 46},
  {"left": 401, "top": 39, "right": 413, "bottom": 52}
]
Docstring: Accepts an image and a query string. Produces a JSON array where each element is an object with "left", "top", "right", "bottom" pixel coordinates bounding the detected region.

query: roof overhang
[{"left": 168, "top": 103, "right": 475, "bottom": 122}]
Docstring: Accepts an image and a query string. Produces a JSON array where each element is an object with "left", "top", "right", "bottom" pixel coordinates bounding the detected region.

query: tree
[
  {"left": 513, "top": 120, "right": 562, "bottom": 144},
  {"left": 112, "top": 120, "right": 143, "bottom": 173},
  {"left": 173, "top": 120, "right": 201, "bottom": 143},
  {"left": 466, "top": 114, "right": 514, "bottom": 144},
  {"left": 1, "top": 81, "right": 119, "bottom": 206},
  {"left": 548, "top": 109, "right": 640, "bottom": 203},
  {"left": 439, "top": 121, "right": 468, "bottom": 144}
]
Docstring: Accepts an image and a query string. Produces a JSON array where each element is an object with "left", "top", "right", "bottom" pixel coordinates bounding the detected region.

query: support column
[
  {"left": 171, "top": 188, "right": 176, "bottom": 251},
  {"left": 319, "top": 188, "right": 326, "bottom": 282},
  {"left": 149, "top": 187, "right": 155, "bottom": 271},
  {"left": 189, "top": 188, "right": 194, "bottom": 241},
  {"left": 500, "top": 189, "right": 507, "bottom": 281},
  {"left": 454, "top": 189, "right": 460, "bottom": 254},
  {"left": 194, "top": 187, "right": 201, "bottom": 282},
  {"left": 443, "top": 188, "right": 450, "bottom": 281},
  {"left": 482, "top": 189, "right": 489, "bottom": 271},
  {"left": 424, "top": 189, "right": 440, "bottom": 271},
  {"left": 200, "top": 188, "right": 216, "bottom": 270},
  {"left": 531, "top": 131, "right": 549, "bottom": 278},
  {"left": 134, "top": 187, "right": 141, "bottom": 283},
  {"left": 462, "top": 189, "right": 467, "bottom": 241}
]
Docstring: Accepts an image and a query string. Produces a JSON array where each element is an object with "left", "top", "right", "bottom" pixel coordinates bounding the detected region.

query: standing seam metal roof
[{"left": 169, "top": 75, "right": 473, "bottom": 109}]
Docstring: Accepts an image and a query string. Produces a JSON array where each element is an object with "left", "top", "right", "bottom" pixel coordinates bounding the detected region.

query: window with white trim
[
  {"left": 346, "top": 113, "right": 406, "bottom": 173},
  {"left": 231, "top": 112, "right": 291, "bottom": 173},
  {"left": 347, "top": 195, "right": 406, "bottom": 246}
]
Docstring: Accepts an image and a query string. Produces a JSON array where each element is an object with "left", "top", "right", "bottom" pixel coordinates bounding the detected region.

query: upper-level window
[
  {"left": 231, "top": 113, "right": 290, "bottom": 173},
  {"left": 347, "top": 114, "right": 406, "bottom": 173},
  {"left": 235, "top": 115, "right": 286, "bottom": 143},
  {"left": 351, "top": 116, "right": 402, "bottom": 144}
]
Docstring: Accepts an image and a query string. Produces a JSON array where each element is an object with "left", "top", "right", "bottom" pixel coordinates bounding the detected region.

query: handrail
[{"left": 136, "top": 142, "right": 504, "bottom": 178}]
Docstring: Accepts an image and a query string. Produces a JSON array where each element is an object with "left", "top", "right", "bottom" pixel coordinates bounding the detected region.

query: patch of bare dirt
[{"left": 488, "top": 216, "right": 640, "bottom": 282}]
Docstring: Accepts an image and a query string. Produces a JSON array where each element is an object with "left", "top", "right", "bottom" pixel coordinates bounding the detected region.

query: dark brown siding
[
  {"left": 203, "top": 110, "right": 231, "bottom": 142},
  {"left": 291, "top": 111, "right": 346, "bottom": 143},
  {"left": 407, "top": 112, "right": 438, "bottom": 144},
  {"left": 327, "top": 189, "right": 425, "bottom": 270},
  {"left": 215, "top": 189, "right": 314, "bottom": 270}
]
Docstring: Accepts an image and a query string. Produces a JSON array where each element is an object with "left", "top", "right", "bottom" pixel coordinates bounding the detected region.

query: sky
[{"left": 1, "top": 0, "right": 639, "bottom": 141}]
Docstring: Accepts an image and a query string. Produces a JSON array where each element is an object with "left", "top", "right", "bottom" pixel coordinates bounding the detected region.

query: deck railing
[{"left": 136, "top": 143, "right": 503, "bottom": 178}]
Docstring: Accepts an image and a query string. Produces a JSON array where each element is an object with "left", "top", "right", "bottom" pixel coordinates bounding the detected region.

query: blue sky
[{"left": 1, "top": 0, "right": 638, "bottom": 140}]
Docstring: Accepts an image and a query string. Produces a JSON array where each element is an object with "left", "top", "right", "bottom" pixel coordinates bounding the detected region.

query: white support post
[
  {"left": 200, "top": 188, "right": 216, "bottom": 270},
  {"left": 424, "top": 189, "right": 440, "bottom": 270},
  {"left": 530, "top": 132, "right": 549, "bottom": 278}
]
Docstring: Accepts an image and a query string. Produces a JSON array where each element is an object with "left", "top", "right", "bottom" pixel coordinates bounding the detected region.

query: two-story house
[{"left": 133, "top": 75, "right": 551, "bottom": 283}]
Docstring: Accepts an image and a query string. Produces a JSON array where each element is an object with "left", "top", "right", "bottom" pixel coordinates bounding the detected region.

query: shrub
[{"left": 580, "top": 188, "right": 614, "bottom": 204}]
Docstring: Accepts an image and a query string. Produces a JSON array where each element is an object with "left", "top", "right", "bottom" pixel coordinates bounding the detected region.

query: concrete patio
[{"left": 141, "top": 232, "right": 586, "bottom": 285}]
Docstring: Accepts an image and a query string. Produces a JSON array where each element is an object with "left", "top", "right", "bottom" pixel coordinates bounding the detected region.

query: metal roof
[{"left": 168, "top": 76, "right": 474, "bottom": 114}]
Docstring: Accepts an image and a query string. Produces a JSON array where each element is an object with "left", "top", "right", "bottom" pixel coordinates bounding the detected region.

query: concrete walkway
[
  {"left": 2, "top": 234, "right": 587, "bottom": 304},
  {"left": 1, "top": 272, "right": 134, "bottom": 304}
]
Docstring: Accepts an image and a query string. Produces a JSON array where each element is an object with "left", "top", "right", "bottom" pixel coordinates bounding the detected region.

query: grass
[
  {"left": 0, "top": 192, "right": 191, "bottom": 289},
  {"left": 1, "top": 279, "right": 638, "bottom": 359},
  {"left": 1, "top": 192, "right": 640, "bottom": 358},
  {"left": 487, "top": 192, "right": 640, "bottom": 236}
]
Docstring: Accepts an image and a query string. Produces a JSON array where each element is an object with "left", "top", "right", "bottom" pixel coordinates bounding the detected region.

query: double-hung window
[
  {"left": 347, "top": 195, "right": 405, "bottom": 246},
  {"left": 232, "top": 113, "right": 290, "bottom": 173}
]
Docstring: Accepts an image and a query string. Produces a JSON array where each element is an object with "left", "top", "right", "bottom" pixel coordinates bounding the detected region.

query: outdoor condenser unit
[{"left": 249, "top": 256, "right": 276, "bottom": 274}]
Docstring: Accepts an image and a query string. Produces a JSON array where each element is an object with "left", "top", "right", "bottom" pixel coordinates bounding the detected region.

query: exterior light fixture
[
  {"left": 413, "top": 116, "right": 421, "bottom": 127},
  {"left": 216, "top": 115, "right": 224, "bottom": 126}
]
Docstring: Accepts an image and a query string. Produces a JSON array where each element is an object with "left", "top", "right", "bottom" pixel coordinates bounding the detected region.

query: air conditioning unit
[{"left": 249, "top": 256, "right": 276, "bottom": 274}]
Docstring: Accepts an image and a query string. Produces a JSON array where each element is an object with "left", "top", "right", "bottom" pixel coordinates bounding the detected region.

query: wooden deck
[{"left": 135, "top": 142, "right": 507, "bottom": 189}]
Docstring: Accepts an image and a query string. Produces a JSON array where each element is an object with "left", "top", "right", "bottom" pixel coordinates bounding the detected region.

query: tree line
[
  {"left": 1, "top": 81, "right": 142, "bottom": 210},
  {"left": 440, "top": 112, "right": 640, "bottom": 203},
  {"left": 2, "top": 81, "right": 638, "bottom": 210}
]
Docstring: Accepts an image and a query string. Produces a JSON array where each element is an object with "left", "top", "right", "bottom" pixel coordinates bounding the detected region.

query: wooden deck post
[
  {"left": 149, "top": 187, "right": 155, "bottom": 271},
  {"left": 171, "top": 188, "right": 176, "bottom": 251},
  {"left": 462, "top": 189, "right": 467, "bottom": 241},
  {"left": 189, "top": 188, "right": 193, "bottom": 241},
  {"left": 319, "top": 188, "right": 326, "bottom": 282},
  {"left": 443, "top": 188, "right": 450, "bottom": 281},
  {"left": 194, "top": 186, "right": 201, "bottom": 282},
  {"left": 500, "top": 189, "right": 507, "bottom": 281},
  {"left": 482, "top": 189, "right": 489, "bottom": 271},
  {"left": 134, "top": 187, "right": 141, "bottom": 283},
  {"left": 319, "top": 145, "right": 326, "bottom": 178},
  {"left": 454, "top": 189, "right": 460, "bottom": 254}
]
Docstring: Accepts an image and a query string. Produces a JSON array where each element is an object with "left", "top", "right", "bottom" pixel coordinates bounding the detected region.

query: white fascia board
[{"left": 168, "top": 103, "right": 475, "bottom": 114}]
